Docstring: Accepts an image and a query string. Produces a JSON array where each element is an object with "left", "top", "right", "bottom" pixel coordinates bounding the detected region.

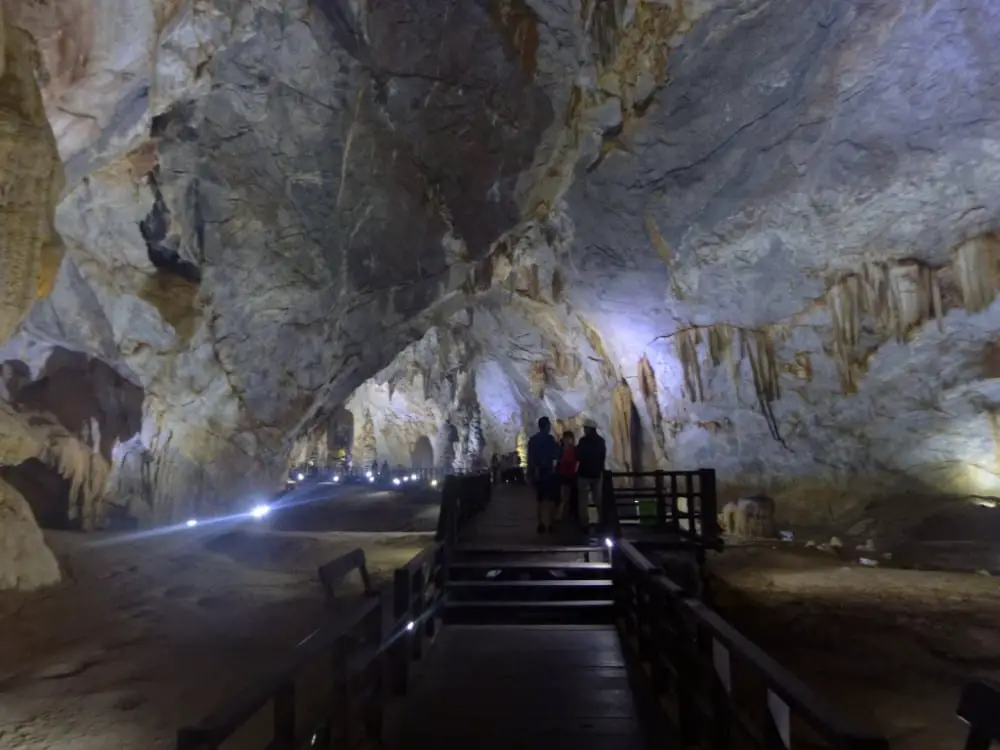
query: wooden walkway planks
[
  {"left": 384, "top": 625, "right": 649, "bottom": 750},
  {"left": 460, "top": 483, "right": 591, "bottom": 547}
]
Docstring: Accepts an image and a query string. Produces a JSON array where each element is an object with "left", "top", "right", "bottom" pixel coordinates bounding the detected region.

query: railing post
[
  {"left": 272, "top": 682, "right": 296, "bottom": 750},
  {"left": 601, "top": 470, "right": 617, "bottom": 536},
  {"left": 411, "top": 565, "right": 426, "bottom": 662},
  {"left": 673, "top": 603, "right": 700, "bottom": 748},
  {"left": 390, "top": 566, "right": 412, "bottom": 695},
  {"left": 699, "top": 468, "right": 719, "bottom": 542},
  {"left": 329, "top": 637, "right": 350, "bottom": 748},
  {"left": 654, "top": 471, "right": 666, "bottom": 529},
  {"left": 702, "top": 628, "right": 733, "bottom": 750}
]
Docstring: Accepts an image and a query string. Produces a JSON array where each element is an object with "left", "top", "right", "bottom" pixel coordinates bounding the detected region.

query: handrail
[
  {"left": 176, "top": 594, "right": 384, "bottom": 748},
  {"left": 175, "top": 472, "right": 492, "bottom": 750},
  {"left": 613, "top": 539, "right": 889, "bottom": 750},
  {"left": 957, "top": 679, "right": 1000, "bottom": 750}
]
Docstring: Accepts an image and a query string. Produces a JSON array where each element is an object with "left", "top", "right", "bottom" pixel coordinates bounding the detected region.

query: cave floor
[
  {"left": 711, "top": 545, "right": 1000, "bottom": 750},
  {"left": 0, "top": 486, "right": 438, "bottom": 750}
]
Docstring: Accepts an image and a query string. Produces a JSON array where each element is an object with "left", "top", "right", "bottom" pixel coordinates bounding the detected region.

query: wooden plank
[
  {"left": 389, "top": 729, "right": 648, "bottom": 750},
  {"left": 431, "top": 624, "right": 623, "bottom": 651},
  {"left": 401, "top": 685, "right": 639, "bottom": 718},
  {"left": 451, "top": 560, "right": 611, "bottom": 570},
  {"left": 395, "top": 714, "right": 642, "bottom": 735},
  {"left": 447, "top": 579, "right": 612, "bottom": 588}
]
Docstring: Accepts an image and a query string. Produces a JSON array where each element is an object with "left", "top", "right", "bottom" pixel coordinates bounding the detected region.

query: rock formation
[{"left": 2, "top": 0, "right": 1000, "bottom": 588}]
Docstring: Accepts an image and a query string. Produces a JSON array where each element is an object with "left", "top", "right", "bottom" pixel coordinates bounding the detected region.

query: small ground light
[
  {"left": 604, "top": 537, "right": 614, "bottom": 549},
  {"left": 250, "top": 504, "right": 271, "bottom": 519},
  {"left": 406, "top": 621, "right": 415, "bottom": 632},
  {"left": 430, "top": 479, "right": 438, "bottom": 487},
  {"left": 392, "top": 478, "right": 401, "bottom": 486},
  {"left": 410, "top": 474, "right": 417, "bottom": 481},
  {"left": 186, "top": 519, "right": 198, "bottom": 528}
]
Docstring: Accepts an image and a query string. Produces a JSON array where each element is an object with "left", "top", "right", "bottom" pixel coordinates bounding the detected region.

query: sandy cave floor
[
  {"left": 710, "top": 544, "right": 1000, "bottom": 750},
  {"left": 0, "top": 486, "right": 439, "bottom": 750}
]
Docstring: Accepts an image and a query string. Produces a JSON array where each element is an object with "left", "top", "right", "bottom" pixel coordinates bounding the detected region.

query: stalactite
[
  {"left": 672, "top": 324, "right": 790, "bottom": 450},
  {"left": 676, "top": 328, "right": 703, "bottom": 402},
  {"left": 827, "top": 259, "right": 944, "bottom": 393},
  {"left": 954, "top": 233, "right": 1000, "bottom": 314},
  {"left": 610, "top": 380, "right": 634, "bottom": 469},
  {"left": 637, "top": 354, "right": 666, "bottom": 461}
]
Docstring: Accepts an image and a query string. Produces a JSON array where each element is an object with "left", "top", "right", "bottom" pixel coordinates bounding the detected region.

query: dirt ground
[
  {"left": 710, "top": 543, "right": 1000, "bottom": 750},
  {"left": 0, "top": 489, "right": 437, "bottom": 750}
]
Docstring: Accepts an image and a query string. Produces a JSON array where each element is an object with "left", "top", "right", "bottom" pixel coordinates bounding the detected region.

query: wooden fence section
[
  {"left": 175, "top": 472, "right": 492, "bottom": 750},
  {"left": 602, "top": 468, "right": 720, "bottom": 546}
]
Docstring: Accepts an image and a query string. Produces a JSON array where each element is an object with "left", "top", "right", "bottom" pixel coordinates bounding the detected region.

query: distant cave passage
[
  {"left": 411, "top": 435, "right": 435, "bottom": 469},
  {"left": 0, "top": 459, "right": 78, "bottom": 529}
]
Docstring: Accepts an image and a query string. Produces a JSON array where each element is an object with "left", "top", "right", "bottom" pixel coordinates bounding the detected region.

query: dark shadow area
[
  {"left": 411, "top": 435, "right": 434, "bottom": 468},
  {"left": 0, "top": 458, "right": 75, "bottom": 529},
  {"left": 6, "top": 347, "right": 144, "bottom": 463},
  {"left": 628, "top": 402, "right": 643, "bottom": 474}
]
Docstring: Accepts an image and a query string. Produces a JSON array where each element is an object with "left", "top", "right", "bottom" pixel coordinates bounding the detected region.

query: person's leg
[
  {"left": 544, "top": 478, "right": 558, "bottom": 533},
  {"left": 557, "top": 479, "right": 570, "bottom": 521},
  {"left": 535, "top": 481, "right": 545, "bottom": 533},
  {"left": 591, "top": 477, "right": 604, "bottom": 528}
]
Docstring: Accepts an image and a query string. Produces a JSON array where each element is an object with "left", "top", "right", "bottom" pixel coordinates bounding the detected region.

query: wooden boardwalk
[
  {"left": 383, "top": 625, "right": 649, "bottom": 750},
  {"left": 459, "top": 482, "right": 592, "bottom": 547},
  {"left": 384, "top": 482, "right": 651, "bottom": 750}
]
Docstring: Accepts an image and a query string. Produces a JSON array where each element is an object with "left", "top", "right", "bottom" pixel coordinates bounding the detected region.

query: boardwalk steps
[{"left": 443, "top": 544, "right": 615, "bottom": 624}]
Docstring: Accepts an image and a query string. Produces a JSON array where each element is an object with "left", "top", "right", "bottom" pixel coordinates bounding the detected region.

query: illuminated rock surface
[{"left": 2, "top": 0, "right": 1000, "bottom": 576}]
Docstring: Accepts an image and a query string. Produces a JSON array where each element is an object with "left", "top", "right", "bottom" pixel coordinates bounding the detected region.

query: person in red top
[{"left": 556, "top": 430, "right": 579, "bottom": 524}]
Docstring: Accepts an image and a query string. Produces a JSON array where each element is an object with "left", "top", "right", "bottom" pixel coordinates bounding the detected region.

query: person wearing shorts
[
  {"left": 527, "top": 416, "right": 560, "bottom": 533},
  {"left": 576, "top": 418, "right": 607, "bottom": 530}
]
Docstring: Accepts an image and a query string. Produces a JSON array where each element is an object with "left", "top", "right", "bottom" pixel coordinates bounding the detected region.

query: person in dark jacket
[
  {"left": 575, "top": 418, "right": 607, "bottom": 528},
  {"left": 526, "top": 416, "right": 561, "bottom": 533}
]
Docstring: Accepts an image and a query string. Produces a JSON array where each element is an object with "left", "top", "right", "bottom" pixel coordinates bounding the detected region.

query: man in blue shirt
[{"left": 527, "top": 416, "right": 561, "bottom": 533}]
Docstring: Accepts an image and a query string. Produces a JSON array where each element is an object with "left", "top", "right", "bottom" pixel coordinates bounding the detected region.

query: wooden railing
[
  {"left": 958, "top": 679, "right": 1000, "bottom": 750},
  {"left": 175, "top": 472, "right": 491, "bottom": 750},
  {"left": 613, "top": 538, "right": 888, "bottom": 750},
  {"left": 435, "top": 472, "right": 492, "bottom": 543},
  {"left": 602, "top": 468, "right": 720, "bottom": 546}
]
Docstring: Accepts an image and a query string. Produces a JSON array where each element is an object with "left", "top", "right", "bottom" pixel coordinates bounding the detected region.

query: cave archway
[
  {"left": 328, "top": 406, "right": 354, "bottom": 465},
  {"left": 411, "top": 435, "right": 435, "bottom": 469},
  {"left": 8, "top": 347, "right": 144, "bottom": 462},
  {"left": 0, "top": 459, "right": 76, "bottom": 530}
]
